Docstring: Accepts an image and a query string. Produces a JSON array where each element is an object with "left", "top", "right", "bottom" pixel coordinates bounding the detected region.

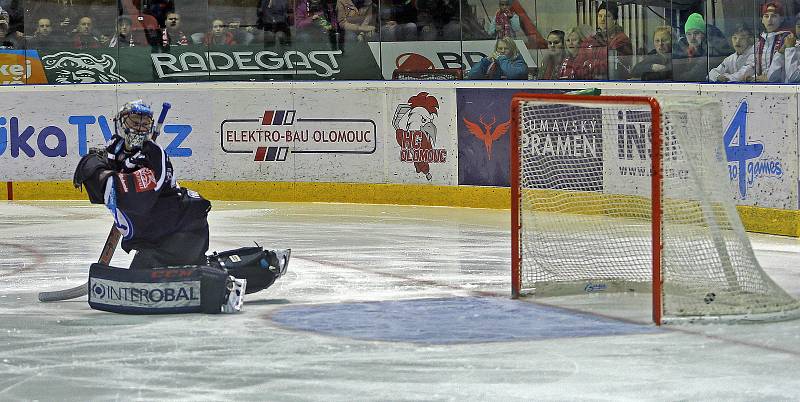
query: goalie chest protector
[{"left": 88, "top": 263, "right": 228, "bottom": 314}]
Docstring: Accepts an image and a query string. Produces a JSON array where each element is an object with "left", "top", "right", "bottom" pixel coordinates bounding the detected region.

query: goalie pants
[{"left": 130, "top": 222, "right": 209, "bottom": 270}]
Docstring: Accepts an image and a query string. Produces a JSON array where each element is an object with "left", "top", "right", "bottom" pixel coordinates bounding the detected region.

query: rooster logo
[
  {"left": 393, "top": 92, "right": 442, "bottom": 181},
  {"left": 462, "top": 115, "right": 511, "bottom": 160}
]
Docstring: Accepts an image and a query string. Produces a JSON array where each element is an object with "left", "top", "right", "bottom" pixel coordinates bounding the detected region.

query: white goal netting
[{"left": 513, "top": 95, "right": 800, "bottom": 323}]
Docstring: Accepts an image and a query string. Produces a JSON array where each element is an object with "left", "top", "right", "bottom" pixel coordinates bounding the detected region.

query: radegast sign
[
  {"left": 38, "top": 44, "right": 382, "bottom": 83},
  {"left": 151, "top": 49, "right": 344, "bottom": 78}
]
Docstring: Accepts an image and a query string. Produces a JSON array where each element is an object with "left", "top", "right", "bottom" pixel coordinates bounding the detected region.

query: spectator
[
  {"left": 538, "top": 30, "right": 565, "bottom": 80},
  {"left": 468, "top": 36, "right": 527, "bottom": 79},
  {"left": 143, "top": 0, "right": 175, "bottom": 28},
  {"left": 52, "top": 0, "right": 78, "bottom": 39},
  {"left": 28, "top": 17, "right": 62, "bottom": 49},
  {"left": 162, "top": 12, "right": 188, "bottom": 46},
  {"left": 572, "top": 1, "right": 632, "bottom": 80},
  {"left": 118, "top": 0, "right": 161, "bottom": 47},
  {"left": 258, "top": 0, "right": 291, "bottom": 47},
  {"left": 672, "top": 13, "right": 732, "bottom": 81},
  {"left": 485, "top": 0, "right": 521, "bottom": 40},
  {"left": 558, "top": 25, "right": 593, "bottom": 79},
  {"left": 509, "top": 0, "right": 547, "bottom": 49},
  {"left": 295, "top": 0, "right": 339, "bottom": 46},
  {"left": 708, "top": 24, "right": 755, "bottom": 82},
  {"left": 754, "top": 1, "right": 792, "bottom": 82},
  {"left": 0, "top": 7, "right": 17, "bottom": 49},
  {"left": 0, "top": 0, "right": 22, "bottom": 36},
  {"left": 631, "top": 26, "right": 672, "bottom": 81},
  {"left": 109, "top": 16, "right": 147, "bottom": 47},
  {"left": 336, "top": 0, "right": 376, "bottom": 42},
  {"left": 71, "top": 16, "right": 101, "bottom": 49},
  {"left": 227, "top": 17, "right": 255, "bottom": 45},
  {"left": 203, "top": 19, "right": 237, "bottom": 46},
  {"left": 379, "top": 0, "right": 417, "bottom": 41},
  {"left": 460, "top": 0, "right": 489, "bottom": 40},
  {"left": 416, "top": 0, "right": 459, "bottom": 41},
  {"left": 781, "top": 13, "right": 800, "bottom": 82}
]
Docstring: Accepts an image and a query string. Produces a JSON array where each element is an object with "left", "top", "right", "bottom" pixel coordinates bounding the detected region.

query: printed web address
[{"left": 618, "top": 166, "right": 689, "bottom": 179}]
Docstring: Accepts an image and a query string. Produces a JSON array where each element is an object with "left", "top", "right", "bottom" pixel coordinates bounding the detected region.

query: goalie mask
[{"left": 115, "top": 100, "right": 154, "bottom": 151}]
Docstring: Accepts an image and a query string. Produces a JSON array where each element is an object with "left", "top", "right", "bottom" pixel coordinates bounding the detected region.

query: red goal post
[{"left": 509, "top": 93, "right": 800, "bottom": 325}]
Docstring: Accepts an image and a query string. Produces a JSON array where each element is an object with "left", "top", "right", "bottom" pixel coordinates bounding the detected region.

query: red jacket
[
  {"left": 571, "top": 27, "right": 632, "bottom": 80},
  {"left": 510, "top": 0, "right": 546, "bottom": 49}
]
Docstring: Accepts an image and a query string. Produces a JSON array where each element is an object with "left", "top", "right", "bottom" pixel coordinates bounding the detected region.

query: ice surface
[{"left": 1, "top": 201, "right": 799, "bottom": 400}]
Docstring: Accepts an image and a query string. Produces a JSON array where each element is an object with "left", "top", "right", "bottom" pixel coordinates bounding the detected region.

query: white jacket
[
  {"left": 756, "top": 31, "right": 791, "bottom": 82},
  {"left": 708, "top": 45, "right": 755, "bottom": 82},
  {"left": 783, "top": 46, "right": 800, "bottom": 82}
]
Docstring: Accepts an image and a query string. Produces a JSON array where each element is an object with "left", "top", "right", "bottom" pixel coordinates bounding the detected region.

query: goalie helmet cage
[{"left": 510, "top": 93, "right": 800, "bottom": 325}]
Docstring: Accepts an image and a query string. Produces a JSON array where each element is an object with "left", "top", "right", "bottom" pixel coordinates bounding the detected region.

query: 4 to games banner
[{"left": 605, "top": 88, "right": 798, "bottom": 209}]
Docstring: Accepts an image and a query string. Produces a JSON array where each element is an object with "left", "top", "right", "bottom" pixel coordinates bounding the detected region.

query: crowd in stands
[
  {"left": 524, "top": 0, "right": 800, "bottom": 83},
  {"left": 1, "top": 0, "right": 800, "bottom": 83},
  {"left": 0, "top": 0, "right": 499, "bottom": 51}
]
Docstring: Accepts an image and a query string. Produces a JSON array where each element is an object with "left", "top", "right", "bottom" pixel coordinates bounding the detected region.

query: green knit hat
[{"left": 685, "top": 13, "right": 706, "bottom": 33}]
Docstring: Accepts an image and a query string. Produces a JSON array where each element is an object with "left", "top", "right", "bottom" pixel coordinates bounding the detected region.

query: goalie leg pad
[
  {"left": 88, "top": 263, "right": 236, "bottom": 314},
  {"left": 208, "top": 247, "right": 291, "bottom": 294}
]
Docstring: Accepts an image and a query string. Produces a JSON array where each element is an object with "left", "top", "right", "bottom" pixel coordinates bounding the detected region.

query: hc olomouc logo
[{"left": 392, "top": 92, "right": 447, "bottom": 181}]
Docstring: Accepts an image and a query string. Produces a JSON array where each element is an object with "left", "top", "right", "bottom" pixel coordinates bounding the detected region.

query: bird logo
[
  {"left": 393, "top": 92, "right": 441, "bottom": 181},
  {"left": 462, "top": 114, "right": 511, "bottom": 160}
]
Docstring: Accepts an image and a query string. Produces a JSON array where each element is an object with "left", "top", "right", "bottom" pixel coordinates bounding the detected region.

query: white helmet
[{"left": 114, "top": 100, "right": 154, "bottom": 151}]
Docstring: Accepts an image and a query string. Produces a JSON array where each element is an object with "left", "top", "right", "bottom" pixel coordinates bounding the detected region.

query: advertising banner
[
  {"left": 0, "top": 50, "right": 47, "bottom": 85},
  {"left": 457, "top": 88, "right": 514, "bottom": 186},
  {"left": 369, "top": 40, "right": 537, "bottom": 80},
  {"left": 213, "top": 87, "right": 384, "bottom": 182},
  {"left": 457, "top": 88, "right": 574, "bottom": 186},
  {"left": 715, "top": 93, "right": 797, "bottom": 209},
  {"left": 0, "top": 88, "right": 209, "bottom": 181},
  {"left": 385, "top": 88, "right": 458, "bottom": 184},
  {"left": 523, "top": 103, "right": 604, "bottom": 191},
  {"left": 38, "top": 44, "right": 383, "bottom": 84},
  {"left": 604, "top": 88, "right": 798, "bottom": 209},
  {"left": 0, "top": 85, "right": 455, "bottom": 184}
]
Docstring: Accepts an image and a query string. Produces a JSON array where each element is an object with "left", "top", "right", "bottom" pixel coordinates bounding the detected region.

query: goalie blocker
[{"left": 88, "top": 246, "right": 290, "bottom": 314}]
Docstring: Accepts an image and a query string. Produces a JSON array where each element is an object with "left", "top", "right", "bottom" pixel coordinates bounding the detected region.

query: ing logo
[{"left": 723, "top": 99, "right": 783, "bottom": 199}]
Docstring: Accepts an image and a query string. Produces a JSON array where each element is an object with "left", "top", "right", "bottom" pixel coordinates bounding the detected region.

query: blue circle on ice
[{"left": 271, "top": 297, "right": 661, "bottom": 344}]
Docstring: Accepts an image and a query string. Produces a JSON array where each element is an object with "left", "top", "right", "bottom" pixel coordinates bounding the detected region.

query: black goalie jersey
[{"left": 76, "top": 141, "right": 211, "bottom": 253}]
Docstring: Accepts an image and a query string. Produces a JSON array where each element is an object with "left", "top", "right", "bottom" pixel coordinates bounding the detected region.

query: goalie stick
[{"left": 38, "top": 102, "right": 171, "bottom": 302}]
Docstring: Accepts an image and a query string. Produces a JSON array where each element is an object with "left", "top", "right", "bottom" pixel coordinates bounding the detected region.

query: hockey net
[
  {"left": 510, "top": 94, "right": 800, "bottom": 324},
  {"left": 392, "top": 68, "right": 463, "bottom": 80}
]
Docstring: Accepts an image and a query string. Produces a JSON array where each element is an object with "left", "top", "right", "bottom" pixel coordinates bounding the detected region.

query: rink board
[{"left": 0, "top": 81, "right": 798, "bottom": 236}]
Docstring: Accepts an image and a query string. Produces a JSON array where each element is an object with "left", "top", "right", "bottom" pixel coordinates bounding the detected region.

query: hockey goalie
[{"left": 72, "top": 100, "right": 291, "bottom": 314}]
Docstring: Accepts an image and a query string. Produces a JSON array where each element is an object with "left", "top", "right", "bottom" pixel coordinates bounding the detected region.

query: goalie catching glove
[{"left": 207, "top": 246, "right": 291, "bottom": 294}]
